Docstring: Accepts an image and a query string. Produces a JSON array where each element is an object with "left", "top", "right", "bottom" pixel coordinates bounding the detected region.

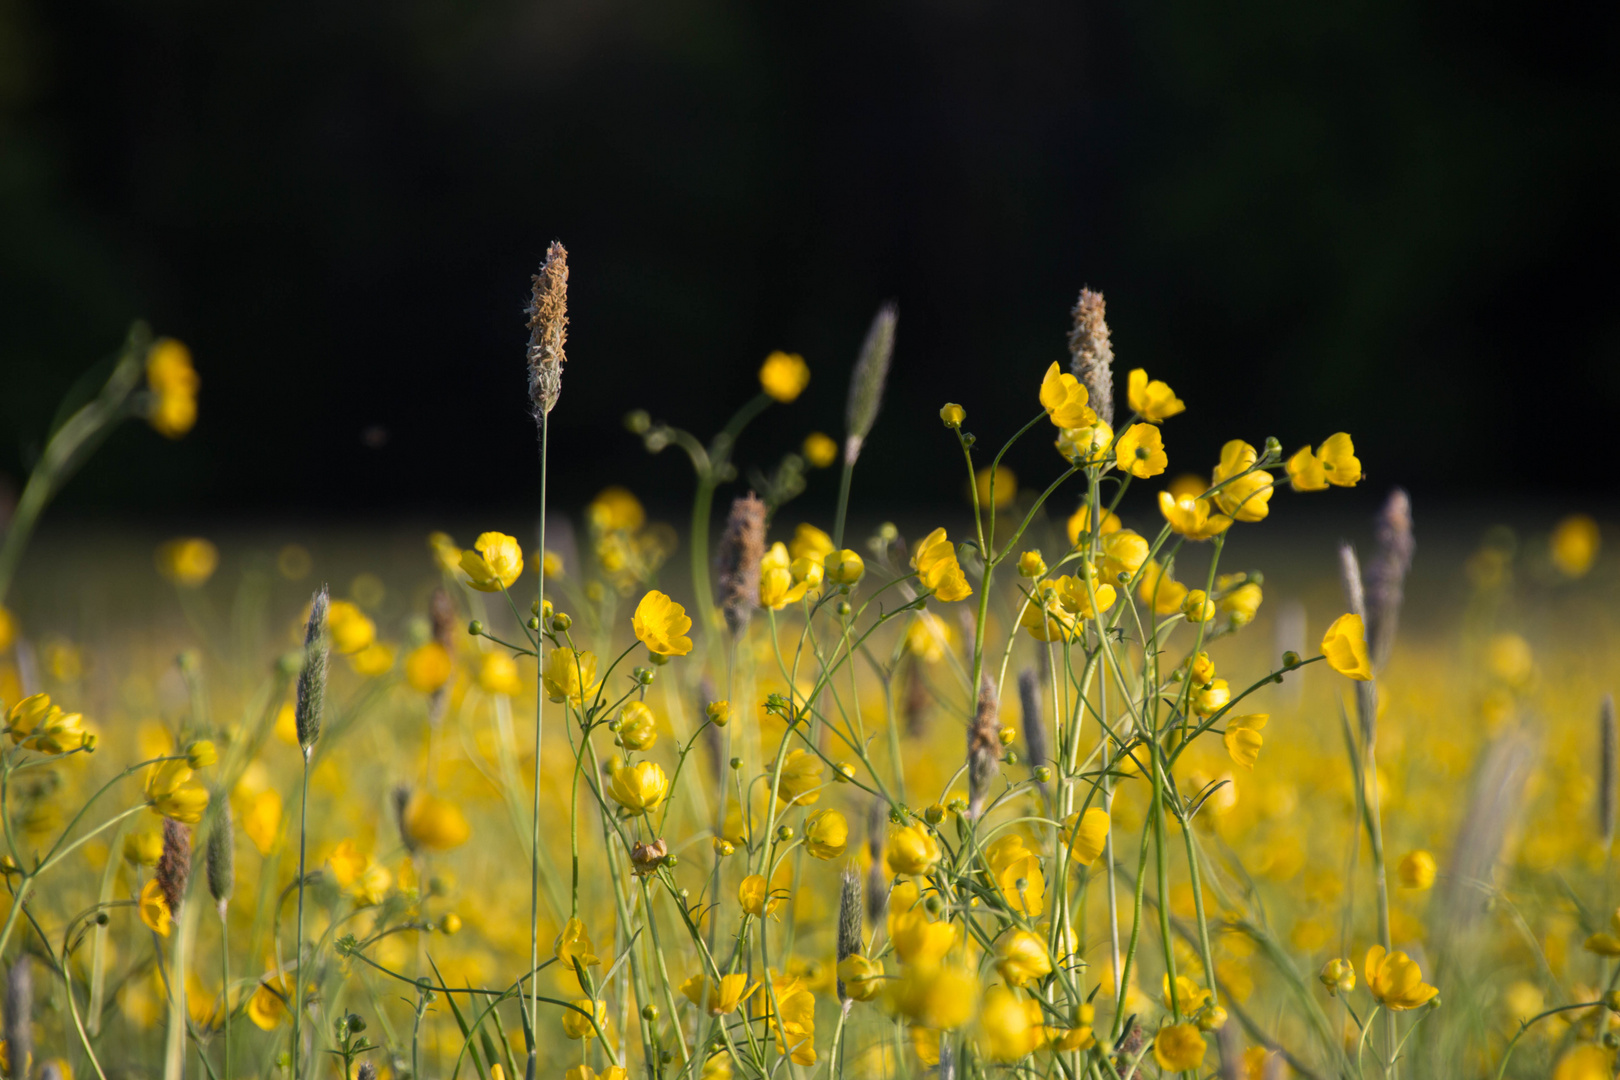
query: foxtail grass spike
[
  {"left": 1601, "top": 694, "right": 1616, "bottom": 847},
  {"left": 1440, "top": 732, "right": 1535, "bottom": 933},
  {"left": 526, "top": 241, "right": 569, "bottom": 418},
  {"left": 844, "top": 301, "right": 897, "bottom": 466},
  {"left": 357, "top": 1064, "right": 377, "bottom": 1080},
  {"left": 1366, "top": 488, "right": 1414, "bottom": 671},
  {"left": 715, "top": 493, "right": 765, "bottom": 636},
  {"left": 835, "top": 863, "right": 863, "bottom": 1003},
  {"left": 5, "top": 956, "right": 31, "bottom": 1080},
  {"left": 206, "top": 802, "right": 234, "bottom": 908},
  {"left": 157, "top": 818, "right": 192, "bottom": 915},
  {"left": 295, "top": 587, "right": 330, "bottom": 754},
  {"left": 967, "top": 675, "right": 1000, "bottom": 817},
  {"left": 1018, "top": 667, "right": 1046, "bottom": 775},
  {"left": 1068, "top": 287, "right": 1114, "bottom": 427}
]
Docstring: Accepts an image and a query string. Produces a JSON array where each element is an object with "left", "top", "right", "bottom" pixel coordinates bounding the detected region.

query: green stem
[
  {"left": 831, "top": 458, "right": 855, "bottom": 551},
  {"left": 530, "top": 408, "right": 550, "bottom": 1074},
  {"left": 220, "top": 902, "right": 232, "bottom": 1080},
  {"left": 292, "top": 751, "right": 310, "bottom": 1080}
]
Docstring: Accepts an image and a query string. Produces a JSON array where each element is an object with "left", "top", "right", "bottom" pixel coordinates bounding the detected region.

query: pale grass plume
[
  {"left": 844, "top": 301, "right": 897, "bottom": 465},
  {"left": 715, "top": 493, "right": 766, "bottom": 636},
  {"left": 1067, "top": 287, "right": 1114, "bottom": 427},
  {"left": 1017, "top": 666, "right": 1046, "bottom": 775},
  {"left": 865, "top": 797, "right": 887, "bottom": 926},
  {"left": 1365, "top": 488, "right": 1414, "bottom": 671},
  {"left": 157, "top": 817, "right": 193, "bottom": 916},
  {"left": 206, "top": 801, "right": 234, "bottom": 910},
  {"left": 835, "top": 863, "right": 862, "bottom": 1004},
  {"left": 525, "top": 240, "right": 569, "bottom": 418},
  {"left": 295, "top": 586, "right": 330, "bottom": 753},
  {"left": 967, "top": 675, "right": 1000, "bottom": 817}
]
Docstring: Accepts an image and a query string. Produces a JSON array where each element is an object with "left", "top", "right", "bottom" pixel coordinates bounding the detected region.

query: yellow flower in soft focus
[
  {"left": 325, "top": 600, "right": 376, "bottom": 655},
  {"left": 242, "top": 789, "right": 281, "bottom": 855},
  {"left": 1211, "top": 440, "right": 1274, "bottom": 522},
  {"left": 608, "top": 761, "right": 669, "bottom": 815},
  {"left": 1052, "top": 1003, "right": 1097, "bottom": 1051},
  {"left": 706, "top": 700, "right": 732, "bottom": 728},
  {"left": 759, "top": 351, "right": 810, "bottom": 403},
  {"left": 1319, "top": 958, "right": 1356, "bottom": 996},
  {"left": 566, "top": 1068, "right": 629, "bottom": 1080},
  {"left": 789, "top": 523, "right": 835, "bottom": 562},
  {"left": 404, "top": 643, "right": 453, "bottom": 693},
  {"left": 1285, "top": 444, "right": 1327, "bottom": 491},
  {"left": 911, "top": 528, "right": 972, "bottom": 602},
  {"left": 898, "top": 965, "right": 977, "bottom": 1031},
  {"left": 615, "top": 701, "right": 658, "bottom": 751},
  {"left": 1551, "top": 514, "right": 1601, "bottom": 578},
  {"left": 1364, "top": 945, "right": 1438, "bottom": 1010},
  {"left": 1189, "top": 651, "right": 1215, "bottom": 686},
  {"left": 804, "top": 809, "right": 848, "bottom": 860},
  {"left": 459, "top": 532, "right": 523, "bottom": 592},
  {"left": 124, "top": 829, "right": 163, "bottom": 867},
  {"left": 837, "top": 954, "right": 884, "bottom": 1001},
  {"left": 1039, "top": 363, "right": 1096, "bottom": 429},
  {"left": 1555, "top": 1046, "right": 1616, "bottom": 1080},
  {"left": 996, "top": 852, "right": 1045, "bottom": 917},
  {"left": 156, "top": 538, "right": 219, "bottom": 587},
  {"left": 738, "top": 874, "right": 785, "bottom": 918},
  {"left": 1223, "top": 714, "right": 1267, "bottom": 770},
  {"left": 1192, "top": 678, "right": 1230, "bottom": 718},
  {"left": 543, "top": 648, "right": 600, "bottom": 705},
  {"left": 247, "top": 975, "right": 290, "bottom": 1030},
  {"left": 1137, "top": 560, "right": 1188, "bottom": 616},
  {"left": 146, "top": 760, "right": 208, "bottom": 824},
  {"left": 1394, "top": 851, "right": 1435, "bottom": 891},
  {"left": 682, "top": 973, "right": 758, "bottom": 1015},
  {"left": 1115, "top": 423, "right": 1167, "bottom": 479},
  {"left": 139, "top": 878, "right": 172, "bottom": 937},
  {"left": 887, "top": 822, "right": 942, "bottom": 876},
  {"left": 1585, "top": 932, "right": 1620, "bottom": 957},
  {"left": 632, "top": 590, "right": 693, "bottom": 656},
  {"left": 1487, "top": 632, "right": 1533, "bottom": 687},
  {"left": 1020, "top": 575, "right": 1116, "bottom": 642},
  {"left": 974, "top": 465, "right": 1017, "bottom": 509},
  {"left": 348, "top": 641, "right": 395, "bottom": 677},
  {"left": 905, "top": 612, "right": 956, "bottom": 663},
  {"left": 939, "top": 402, "right": 966, "bottom": 429},
  {"left": 1159, "top": 492, "right": 1231, "bottom": 541},
  {"left": 478, "top": 653, "right": 522, "bottom": 696},
  {"left": 824, "top": 549, "right": 865, "bottom": 586},
  {"left": 1167, "top": 473, "right": 1206, "bottom": 500},
  {"left": 1066, "top": 505, "right": 1121, "bottom": 546},
  {"left": 1317, "top": 432, "right": 1361, "bottom": 486},
  {"left": 145, "top": 338, "right": 199, "bottom": 438},
  {"left": 1182, "top": 589, "right": 1215, "bottom": 623},
  {"left": 759, "top": 542, "right": 811, "bottom": 610},
  {"left": 1220, "top": 581, "right": 1263, "bottom": 626},
  {"left": 1017, "top": 550, "right": 1046, "bottom": 578},
  {"left": 587, "top": 487, "right": 645, "bottom": 533},
  {"left": 554, "top": 917, "right": 600, "bottom": 969},
  {"left": 1055, "top": 420, "right": 1113, "bottom": 464},
  {"left": 401, "top": 792, "right": 470, "bottom": 851},
  {"left": 776, "top": 748, "right": 823, "bottom": 806},
  {"left": 765, "top": 976, "right": 818, "bottom": 1065},
  {"left": 995, "top": 930, "right": 1052, "bottom": 987},
  {"left": 802, "top": 431, "right": 838, "bottom": 468},
  {"left": 1153, "top": 1023, "right": 1206, "bottom": 1070},
  {"left": 1162, "top": 974, "right": 1211, "bottom": 1014},
  {"left": 562, "top": 998, "right": 606, "bottom": 1039},
  {"left": 1063, "top": 807, "right": 1110, "bottom": 866},
  {"left": 5, "top": 693, "right": 91, "bottom": 754},
  {"left": 1099, "top": 529, "right": 1149, "bottom": 580},
  {"left": 1322, "top": 613, "right": 1373, "bottom": 680},
  {"left": 1127, "top": 368, "right": 1185, "bottom": 421},
  {"left": 980, "top": 985, "right": 1044, "bottom": 1061}
]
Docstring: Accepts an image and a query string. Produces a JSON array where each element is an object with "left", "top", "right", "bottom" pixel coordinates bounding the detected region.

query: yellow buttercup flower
[
  {"left": 1017, "top": 550, "right": 1046, "bottom": 578},
  {"left": 974, "top": 465, "right": 1017, "bottom": 509},
  {"left": 1285, "top": 444, "right": 1327, "bottom": 491},
  {"left": 681, "top": 973, "right": 758, "bottom": 1015},
  {"left": 460, "top": 532, "right": 523, "bottom": 592},
  {"left": 897, "top": 965, "right": 977, "bottom": 1031},
  {"left": 1584, "top": 932, "right": 1620, "bottom": 957},
  {"left": 615, "top": 700, "right": 658, "bottom": 750},
  {"left": 403, "top": 642, "right": 453, "bottom": 693},
  {"left": 738, "top": 873, "right": 785, "bottom": 918},
  {"left": 789, "top": 523, "right": 836, "bottom": 562},
  {"left": 836, "top": 954, "right": 883, "bottom": 1001},
  {"left": 242, "top": 790, "right": 281, "bottom": 856},
  {"left": 891, "top": 903, "right": 960, "bottom": 967},
  {"left": 1554, "top": 1046, "right": 1615, "bottom": 1080},
  {"left": 1220, "top": 580, "right": 1263, "bottom": 626},
  {"left": 1039, "top": 363, "right": 1096, "bottom": 429},
  {"left": 1551, "top": 514, "right": 1600, "bottom": 578},
  {"left": 980, "top": 985, "right": 1044, "bottom": 1061},
  {"left": 1066, "top": 505, "right": 1121, "bottom": 546},
  {"left": 1115, "top": 423, "right": 1167, "bottom": 479},
  {"left": 543, "top": 648, "right": 600, "bottom": 704},
  {"left": 139, "top": 878, "right": 172, "bottom": 937},
  {"left": 145, "top": 338, "right": 200, "bottom": 438},
  {"left": 996, "top": 851, "right": 1045, "bottom": 916},
  {"left": 608, "top": 761, "right": 669, "bottom": 815},
  {"left": 1223, "top": 714, "right": 1267, "bottom": 770},
  {"left": 146, "top": 759, "right": 208, "bottom": 823},
  {"left": 5, "top": 693, "right": 91, "bottom": 754},
  {"left": 156, "top": 538, "right": 219, "bottom": 587},
  {"left": 939, "top": 403, "right": 965, "bottom": 429},
  {"left": 1063, "top": 808, "right": 1110, "bottom": 866},
  {"left": 776, "top": 748, "right": 824, "bottom": 806},
  {"left": 1364, "top": 945, "right": 1438, "bottom": 1010},
  {"left": 401, "top": 792, "right": 470, "bottom": 851},
  {"left": 824, "top": 549, "right": 865, "bottom": 586},
  {"left": 348, "top": 641, "right": 395, "bottom": 677},
  {"left": 554, "top": 917, "right": 600, "bottom": 969},
  {"left": 1153, "top": 1023, "right": 1206, "bottom": 1070},
  {"left": 1099, "top": 529, "right": 1149, "bottom": 580},
  {"left": 587, "top": 487, "right": 645, "bottom": 533},
  {"left": 1137, "top": 560, "right": 1188, "bottom": 616},
  {"left": 764, "top": 976, "right": 817, "bottom": 1064},
  {"left": 995, "top": 930, "right": 1052, "bottom": 987},
  {"left": 1319, "top": 958, "right": 1356, "bottom": 996},
  {"left": 905, "top": 611, "right": 956, "bottom": 662},
  {"left": 566, "top": 1067, "right": 629, "bottom": 1080},
  {"left": 1321, "top": 613, "right": 1373, "bottom": 680},
  {"left": 759, "top": 542, "right": 813, "bottom": 609},
  {"left": 1055, "top": 420, "right": 1113, "bottom": 464},
  {"left": 1317, "top": 432, "right": 1361, "bottom": 486},
  {"left": 562, "top": 998, "right": 606, "bottom": 1039},
  {"left": 1397, "top": 850, "right": 1436, "bottom": 890},
  {"left": 759, "top": 351, "right": 810, "bottom": 403},
  {"left": 247, "top": 974, "right": 291, "bottom": 1030},
  {"left": 1162, "top": 974, "right": 1211, "bottom": 1014},
  {"left": 1159, "top": 492, "right": 1232, "bottom": 541},
  {"left": 1192, "top": 678, "right": 1230, "bottom": 718},
  {"left": 802, "top": 431, "right": 838, "bottom": 468},
  {"left": 1211, "top": 440, "right": 1274, "bottom": 522},
  {"left": 706, "top": 700, "right": 732, "bottom": 727},
  {"left": 1127, "top": 368, "right": 1184, "bottom": 421},
  {"left": 325, "top": 600, "right": 376, "bottom": 655},
  {"left": 1020, "top": 575, "right": 1116, "bottom": 642},
  {"left": 632, "top": 590, "right": 693, "bottom": 656},
  {"left": 478, "top": 653, "right": 522, "bottom": 696},
  {"left": 804, "top": 809, "right": 848, "bottom": 859},
  {"left": 886, "top": 822, "right": 942, "bottom": 876},
  {"left": 911, "top": 528, "right": 972, "bottom": 602}
]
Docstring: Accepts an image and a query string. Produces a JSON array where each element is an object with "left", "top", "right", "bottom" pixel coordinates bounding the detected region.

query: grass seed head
[
  {"left": 1017, "top": 667, "right": 1046, "bottom": 774},
  {"left": 526, "top": 241, "right": 569, "bottom": 418},
  {"left": 207, "top": 800, "right": 235, "bottom": 907},
  {"left": 1067, "top": 287, "right": 1115, "bottom": 428},
  {"left": 844, "top": 301, "right": 897, "bottom": 466},
  {"left": 716, "top": 493, "right": 766, "bottom": 636},
  {"left": 296, "top": 586, "right": 330, "bottom": 752},
  {"left": 157, "top": 817, "right": 192, "bottom": 915},
  {"left": 968, "top": 675, "right": 1001, "bottom": 817},
  {"left": 1366, "top": 488, "right": 1415, "bottom": 670}
]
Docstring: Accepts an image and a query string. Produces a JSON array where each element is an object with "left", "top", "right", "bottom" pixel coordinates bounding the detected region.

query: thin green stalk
[
  {"left": 530, "top": 409, "right": 550, "bottom": 1076},
  {"left": 831, "top": 459, "right": 855, "bottom": 550},
  {"left": 220, "top": 902, "right": 232, "bottom": 1080},
  {"left": 292, "top": 751, "right": 310, "bottom": 1080}
]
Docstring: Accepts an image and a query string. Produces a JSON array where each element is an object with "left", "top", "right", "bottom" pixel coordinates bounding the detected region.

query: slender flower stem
[
  {"left": 831, "top": 459, "right": 855, "bottom": 551},
  {"left": 220, "top": 902, "right": 232, "bottom": 1080},
  {"left": 292, "top": 750, "right": 310, "bottom": 1080},
  {"left": 529, "top": 408, "right": 550, "bottom": 1078}
]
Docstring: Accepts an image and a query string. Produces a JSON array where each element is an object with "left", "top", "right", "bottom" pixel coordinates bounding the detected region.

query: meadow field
[{"left": 0, "top": 294, "right": 1615, "bottom": 1080}]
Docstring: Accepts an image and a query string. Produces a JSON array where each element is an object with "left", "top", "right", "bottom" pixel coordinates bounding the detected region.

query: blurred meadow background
[{"left": 1, "top": 2, "right": 1618, "bottom": 1080}]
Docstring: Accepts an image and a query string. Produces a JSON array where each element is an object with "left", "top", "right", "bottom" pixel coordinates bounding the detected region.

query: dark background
[{"left": 2, "top": 0, "right": 1616, "bottom": 526}]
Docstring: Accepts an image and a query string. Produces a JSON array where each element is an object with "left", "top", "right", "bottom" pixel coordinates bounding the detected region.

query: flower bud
[
  {"left": 1282, "top": 650, "right": 1301, "bottom": 669},
  {"left": 551, "top": 611, "right": 573, "bottom": 631},
  {"left": 634, "top": 666, "right": 655, "bottom": 686},
  {"left": 834, "top": 762, "right": 855, "bottom": 782},
  {"left": 624, "top": 410, "right": 651, "bottom": 434},
  {"left": 824, "top": 549, "right": 866, "bottom": 586},
  {"left": 730, "top": 756, "right": 743, "bottom": 771},
  {"left": 1197, "top": 1006, "right": 1227, "bottom": 1031},
  {"left": 713, "top": 838, "right": 735, "bottom": 857},
  {"left": 706, "top": 700, "right": 732, "bottom": 728},
  {"left": 939, "top": 403, "right": 966, "bottom": 429},
  {"left": 641, "top": 1004, "right": 658, "bottom": 1021},
  {"left": 924, "top": 804, "right": 945, "bottom": 825},
  {"left": 1319, "top": 958, "right": 1355, "bottom": 996},
  {"left": 1017, "top": 550, "right": 1047, "bottom": 578},
  {"left": 467, "top": 620, "right": 483, "bottom": 637},
  {"left": 1034, "top": 765, "right": 1053, "bottom": 784},
  {"left": 439, "top": 913, "right": 462, "bottom": 934},
  {"left": 185, "top": 740, "right": 218, "bottom": 769}
]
